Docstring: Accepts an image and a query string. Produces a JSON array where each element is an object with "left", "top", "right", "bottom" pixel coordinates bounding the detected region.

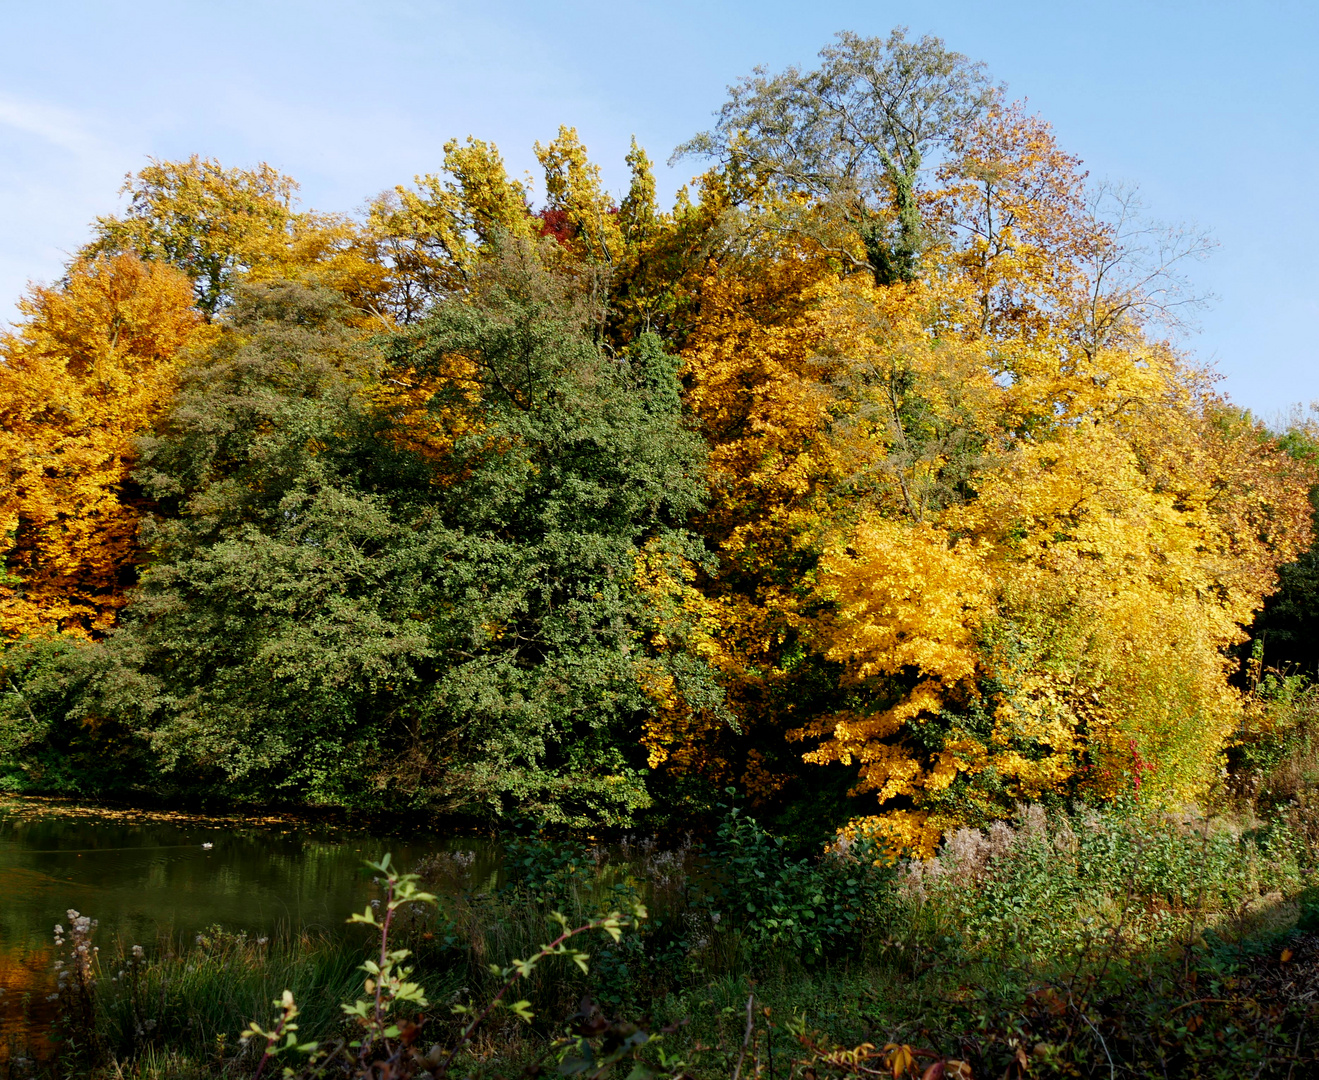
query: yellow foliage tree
[
  {"left": 367, "top": 137, "right": 539, "bottom": 320},
  {"left": 638, "top": 247, "right": 845, "bottom": 794},
  {"left": 662, "top": 103, "right": 1313, "bottom": 847},
  {"left": 787, "top": 129, "right": 1312, "bottom": 850},
  {"left": 535, "top": 126, "right": 624, "bottom": 269},
  {"left": 0, "top": 255, "right": 204, "bottom": 638},
  {"left": 89, "top": 156, "right": 389, "bottom": 323}
]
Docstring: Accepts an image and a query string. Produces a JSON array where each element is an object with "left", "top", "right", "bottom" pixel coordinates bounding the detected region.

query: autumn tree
[
  {"left": 671, "top": 64, "right": 1313, "bottom": 847},
  {"left": 1, "top": 41, "right": 1311, "bottom": 841},
  {"left": 0, "top": 255, "right": 203, "bottom": 639},
  {"left": 88, "top": 156, "right": 388, "bottom": 320},
  {"left": 677, "top": 29, "right": 998, "bottom": 285},
  {"left": 86, "top": 157, "right": 298, "bottom": 316},
  {"left": 804, "top": 351, "right": 1312, "bottom": 852},
  {"left": 366, "top": 138, "right": 539, "bottom": 322},
  {"left": 785, "top": 128, "right": 1309, "bottom": 850}
]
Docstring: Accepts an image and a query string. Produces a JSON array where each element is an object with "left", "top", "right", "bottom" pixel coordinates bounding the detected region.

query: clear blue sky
[{"left": 2, "top": 0, "right": 1315, "bottom": 419}]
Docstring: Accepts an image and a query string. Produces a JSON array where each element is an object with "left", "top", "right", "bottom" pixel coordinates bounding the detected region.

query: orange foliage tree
[{"left": 0, "top": 255, "right": 204, "bottom": 638}]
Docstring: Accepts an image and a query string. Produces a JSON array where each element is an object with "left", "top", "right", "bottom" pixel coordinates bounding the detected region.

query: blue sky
[{"left": 2, "top": 0, "right": 1315, "bottom": 419}]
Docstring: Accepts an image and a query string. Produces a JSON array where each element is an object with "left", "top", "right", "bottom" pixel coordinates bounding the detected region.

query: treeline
[{"left": 1, "top": 30, "right": 1314, "bottom": 848}]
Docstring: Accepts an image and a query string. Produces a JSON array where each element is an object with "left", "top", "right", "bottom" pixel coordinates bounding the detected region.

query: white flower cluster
[{"left": 50, "top": 908, "right": 99, "bottom": 999}]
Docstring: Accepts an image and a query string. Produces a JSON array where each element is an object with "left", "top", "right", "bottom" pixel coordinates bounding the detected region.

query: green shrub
[
  {"left": 707, "top": 798, "right": 895, "bottom": 961},
  {"left": 899, "top": 801, "right": 1303, "bottom": 961}
]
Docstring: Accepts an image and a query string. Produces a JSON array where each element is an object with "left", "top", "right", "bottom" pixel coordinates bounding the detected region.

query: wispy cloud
[
  {"left": 0, "top": 95, "right": 107, "bottom": 157},
  {"left": 0, "top": 96, "right": 140, "bottom": 316}
]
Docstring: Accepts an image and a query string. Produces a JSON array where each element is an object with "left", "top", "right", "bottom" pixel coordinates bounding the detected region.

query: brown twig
[{"left": 731, "top": 993, "right": 755, "bottom": 1080}]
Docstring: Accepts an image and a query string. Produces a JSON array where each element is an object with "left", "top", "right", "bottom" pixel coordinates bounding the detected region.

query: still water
[{"left": 0, "top": 797, "right": 484, "bottom": 1055}]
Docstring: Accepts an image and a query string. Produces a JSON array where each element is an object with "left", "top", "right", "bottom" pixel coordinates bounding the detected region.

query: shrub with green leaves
[
  {"left": 708, "top": 798, "right": 895, "bottom": 960},
  {"left": 899, "top": 801, "right": 1303, "bottom": 960}
]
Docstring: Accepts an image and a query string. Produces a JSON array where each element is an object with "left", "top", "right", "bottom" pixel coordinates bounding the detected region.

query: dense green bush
[
  {"left": 706, "top": 798, "right": 894, "bottom": 960},
  {"left": 0, "top": 261, "right": 722, "bottom": 826}
]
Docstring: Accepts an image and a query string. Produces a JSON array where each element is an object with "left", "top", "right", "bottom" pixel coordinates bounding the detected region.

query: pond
[{"left": 0, "top": 796, "right": 493, "bottom": 1059}]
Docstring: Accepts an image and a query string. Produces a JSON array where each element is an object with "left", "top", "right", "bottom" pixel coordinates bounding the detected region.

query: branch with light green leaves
[
  {"left": 344, "top": 853, "right": 438, "bottom": 1048},
  {"left": 240, "top": 990, "right": 319, "bottom": 1080}
]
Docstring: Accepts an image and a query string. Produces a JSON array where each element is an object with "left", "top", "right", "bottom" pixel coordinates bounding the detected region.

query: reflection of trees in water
[
  {"left": 0, "top": 865, "right": 102, "bottom": 947},
  {"left": 0, "top": 942, "right": 56, "bottom": 1064},
  {"left": 1, "top": 821, "right": 390, "bottom": 936},
  {"left": 0, "top": 798, "right": 497, "bottom": 1056}
]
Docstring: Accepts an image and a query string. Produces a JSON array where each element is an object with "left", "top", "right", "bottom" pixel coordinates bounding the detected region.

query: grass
[
  {"left": 7, "top": 788, "right": 1319, "bottom": 1078},
  {"left": 29, "top": 926, "right": 365, "bottom": 1078}
]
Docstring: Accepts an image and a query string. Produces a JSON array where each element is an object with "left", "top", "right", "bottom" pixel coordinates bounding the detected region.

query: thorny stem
[
  {"left": 252, "top": 1013, "right": 290, "bottom": 1080},
  {"left": 375, "top": 878, "right": 396, "bottom": 1031}
]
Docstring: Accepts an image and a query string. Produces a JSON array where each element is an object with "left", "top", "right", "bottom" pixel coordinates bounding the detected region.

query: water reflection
[{"left": 0, "top": 797, "right": 485, "bottom": 1060}]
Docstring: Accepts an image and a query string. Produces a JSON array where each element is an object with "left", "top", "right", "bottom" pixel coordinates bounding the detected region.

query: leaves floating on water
[{"left": 0, "top": 793, "right": 307, "bottom": 831}]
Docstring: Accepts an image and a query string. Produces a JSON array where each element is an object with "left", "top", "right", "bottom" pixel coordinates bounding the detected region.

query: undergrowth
[{"left": 4, "top": 793, "right": 1316, "bottom": 1079}]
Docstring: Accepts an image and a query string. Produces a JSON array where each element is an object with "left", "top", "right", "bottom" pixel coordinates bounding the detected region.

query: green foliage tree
[
  {"left": 1, "top": 251, "right": 720, "bottom": 824},
  {"left": 676, "top": 28, "right": 998, "bottom": 284}
]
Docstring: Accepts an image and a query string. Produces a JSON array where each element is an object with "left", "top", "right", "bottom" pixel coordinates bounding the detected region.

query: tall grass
[
  {"left": 11, "top": 794, "right": 1318, "bottom": 1078},
  {"left": 895, "top": 800, "right": 1305, "bottom": 961},
  {"left": 5, "top": 926, "right": 364, "bottom": 1079}
]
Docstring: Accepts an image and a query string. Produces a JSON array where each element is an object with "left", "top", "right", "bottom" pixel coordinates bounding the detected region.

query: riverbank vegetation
[
  {"left": 2, "top": 26, "right": 1319, "bottom": 1076},
  {"left": 7, "top": 788, "right": 1318, "bottom": 1079}
]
